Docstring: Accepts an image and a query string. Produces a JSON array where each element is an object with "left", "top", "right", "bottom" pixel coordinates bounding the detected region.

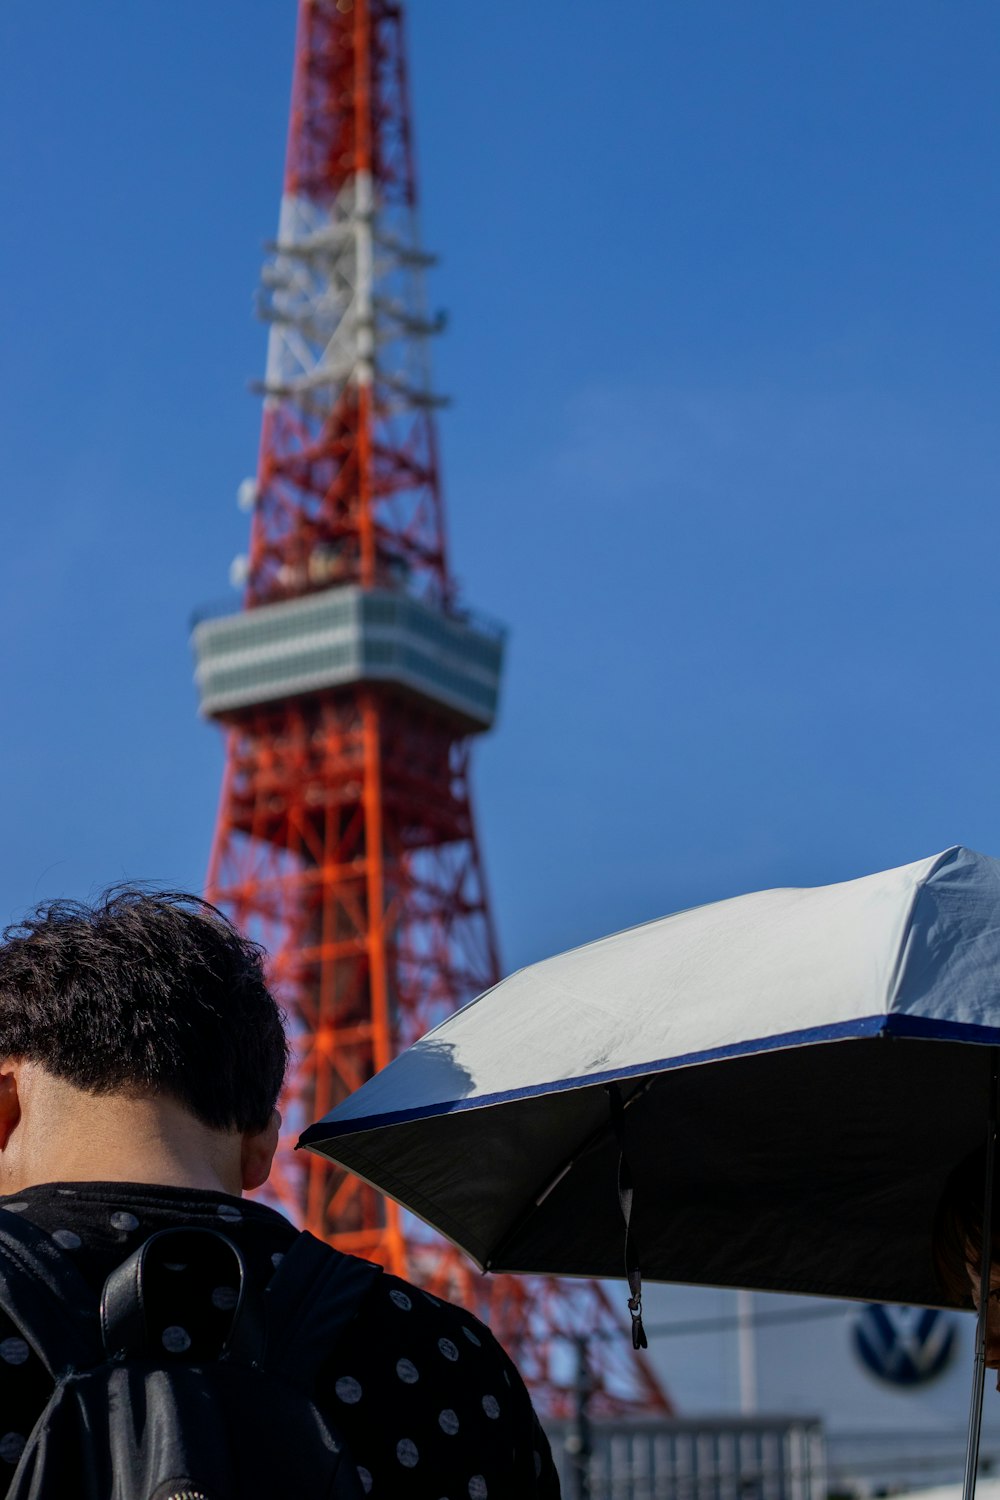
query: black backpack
[{"left": 0, "top": 1206, "right": 382, "bottom": 1500}]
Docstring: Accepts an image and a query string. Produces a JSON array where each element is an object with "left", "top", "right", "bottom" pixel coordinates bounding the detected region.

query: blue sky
[
  {"left": 2, "top": 0, "right": 999, "bottom": 1418},
  {"left": 2, "top": 1, "right": 999, "bottom": 953}
]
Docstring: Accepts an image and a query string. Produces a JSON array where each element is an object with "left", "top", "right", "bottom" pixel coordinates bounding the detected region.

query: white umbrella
[{"left": 300, "top": 845, "right": 1000, "bottom": 1498}]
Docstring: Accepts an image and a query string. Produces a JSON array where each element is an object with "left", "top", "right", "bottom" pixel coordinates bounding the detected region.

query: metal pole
[
  {"left": 565, "top": 1334, "right": 593, "bottom": 1500},
  {"left": 737, "top": 1288, "right": 758, "bottom": 1415},
  {"left": 961, "top": 1052, "right": 1000, "bottom": 1500}
]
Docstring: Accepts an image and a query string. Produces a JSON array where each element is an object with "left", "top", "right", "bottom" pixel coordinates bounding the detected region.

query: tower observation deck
[
  {"left": 194, "top": 0, "right": 668, "bottom": 1418},
  {"left": 194, "top": 585, "right": 502, "bottom": 730}
]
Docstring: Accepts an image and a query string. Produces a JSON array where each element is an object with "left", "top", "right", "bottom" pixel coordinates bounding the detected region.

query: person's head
[
  {"left": 934, "top": 1144, "right": 1000, "bottom": 1371},
  {"left": 0, "top": 887, "right": 288, "bottom": 1196}
]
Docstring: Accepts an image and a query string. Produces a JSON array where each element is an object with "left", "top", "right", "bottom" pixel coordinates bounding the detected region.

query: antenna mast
[{"left": 194, "top": 0, "right": 670, "bottom": 1419}]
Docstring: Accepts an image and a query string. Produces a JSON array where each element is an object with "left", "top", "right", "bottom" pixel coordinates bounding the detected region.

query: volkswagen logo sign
[{"left": 852, "top": 1305, "right": 958, "bottom": 1387}]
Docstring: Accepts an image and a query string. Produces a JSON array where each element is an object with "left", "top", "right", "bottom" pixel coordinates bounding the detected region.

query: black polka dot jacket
[{"left": 0, "top": 1183, "right": 561, "bottom": 1499}]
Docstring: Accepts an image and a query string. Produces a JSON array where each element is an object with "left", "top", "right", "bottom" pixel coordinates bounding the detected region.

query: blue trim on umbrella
[
  {"left": 294, "top": 1012, "right": 947, "bottom": 1146},
  {"left": 298, "top": 1009, "right": 1000, "bottom": 1148},
  {"left": 883, "top": 1012, "right": 1000, "bottom": 1045}
]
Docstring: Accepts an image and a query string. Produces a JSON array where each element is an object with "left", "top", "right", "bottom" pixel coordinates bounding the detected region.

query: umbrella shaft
[
  {"left": 962, "top": 1341, "right": 987, "bottom": 1500},
  {"left": 961, "top": 1054, "right": 999, "bottom": 1500}
]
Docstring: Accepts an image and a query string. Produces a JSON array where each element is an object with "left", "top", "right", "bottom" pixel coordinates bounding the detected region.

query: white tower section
[{"left": 259, "top": 178, "right": 443, "bottom": 414}]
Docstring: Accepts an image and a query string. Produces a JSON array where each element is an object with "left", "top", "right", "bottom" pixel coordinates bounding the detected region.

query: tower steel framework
[{"left": 195, "top": 0, "right": 669, "bottom": 1418}]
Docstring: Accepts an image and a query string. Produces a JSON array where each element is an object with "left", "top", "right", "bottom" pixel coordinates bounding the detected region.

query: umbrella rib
[{"left": 482, "top": 1076, "right": 655, "bottom": 1272}]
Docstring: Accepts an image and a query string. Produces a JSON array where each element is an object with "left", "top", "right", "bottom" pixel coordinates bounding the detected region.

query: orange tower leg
[{"left": 196, "top": 0, "right": 670, "bottom": 1419}]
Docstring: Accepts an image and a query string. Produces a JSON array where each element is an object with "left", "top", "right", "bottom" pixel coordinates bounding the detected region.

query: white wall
[{"left": 640, "top": 1284, "right": 1000, "bottom": 1492}]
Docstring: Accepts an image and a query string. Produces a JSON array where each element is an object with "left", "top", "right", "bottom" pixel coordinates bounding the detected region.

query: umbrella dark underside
[{"left": 308, "top": 1035, "right": 991, "bottom": 1308}]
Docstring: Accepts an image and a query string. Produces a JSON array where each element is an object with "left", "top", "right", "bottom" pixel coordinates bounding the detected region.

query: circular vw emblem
[{"left": 852, "top": 1305, "right": 958, "bottom": 1387}]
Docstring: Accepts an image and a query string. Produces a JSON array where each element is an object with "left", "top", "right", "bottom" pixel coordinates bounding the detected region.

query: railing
[
  {"left": 545, "top": 1415, "right": 827, "bottom": 1500},
  {"left": 189, "top": 583, "right": 507, "bottom": 645}
]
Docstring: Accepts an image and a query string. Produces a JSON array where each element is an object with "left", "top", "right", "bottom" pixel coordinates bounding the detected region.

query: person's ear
[
  {"left": 240, "top": 1109, "right": 280, "bottom": 1193},
  {"left": 0, "top": 1063, "right": 21, "bottom": 1152}
]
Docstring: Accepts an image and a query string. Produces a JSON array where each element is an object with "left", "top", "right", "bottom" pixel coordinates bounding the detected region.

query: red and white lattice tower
[{"left": 192, "top": 0, "right": 670, "bottom": 1418}]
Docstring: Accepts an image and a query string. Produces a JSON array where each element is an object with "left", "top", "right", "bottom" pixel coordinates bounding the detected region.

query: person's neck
[{"left": 1, "top": 1074, "right": 244, "bottom": 1198}]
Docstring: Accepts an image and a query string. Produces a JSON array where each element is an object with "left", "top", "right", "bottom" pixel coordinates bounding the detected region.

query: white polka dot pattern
[
  {"left": 0, "top": 1190, "right": 558, "bottom": 1497},
  {"left": 397, "top": 1438, "right": 419, "bottom": 1467},
  {"left": 0, "top": 1433, "right": 24, "bottom": 1465},
  {"left": 1, "top": 1204, "right": 27, "bottom": 1214},
  {"left": 335, "top": 1376, "right": 363, "bottom": 1404}
]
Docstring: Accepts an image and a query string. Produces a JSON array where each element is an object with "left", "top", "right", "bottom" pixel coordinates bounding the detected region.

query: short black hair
[{"left": 0, "top": 888, "right": 288, "bottom": 1133}]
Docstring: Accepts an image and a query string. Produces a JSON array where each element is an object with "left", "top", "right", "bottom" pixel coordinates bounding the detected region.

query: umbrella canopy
[{"left": 300, "top": 845, "right": 1000, "bottom": 1308}]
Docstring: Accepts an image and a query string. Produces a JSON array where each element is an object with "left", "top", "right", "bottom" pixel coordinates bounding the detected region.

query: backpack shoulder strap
[
  {"left": 264, "top": 1232, "right": 381, "bottom": 1389},
  {"left": 0, "top": 1207, "right": 101, "bottom": 1377},
  {"left": 100, "top": 1226, "right": 266, "bottom": 1367}
]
